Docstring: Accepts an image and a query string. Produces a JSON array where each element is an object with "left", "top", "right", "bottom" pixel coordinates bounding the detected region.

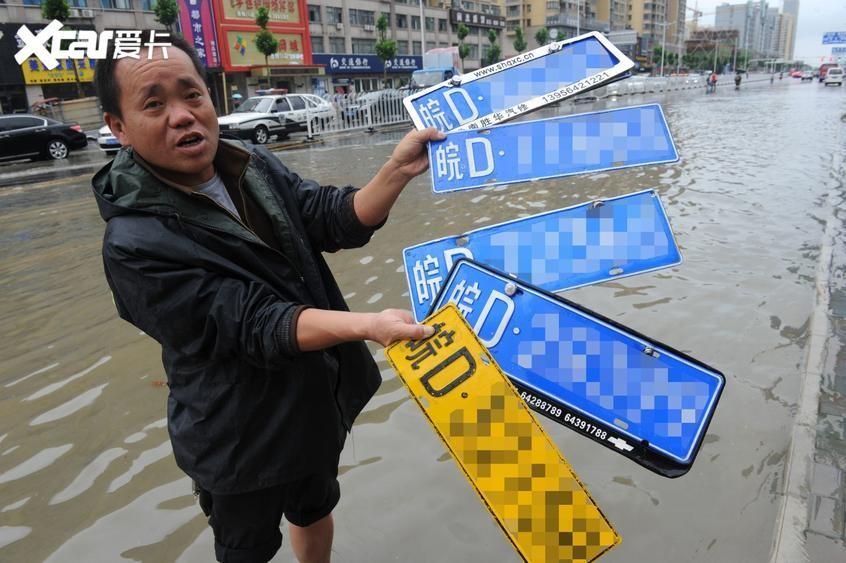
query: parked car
[
  {"left": 824, "top": 67, "right": 843, "bottom": 86},
  {"left": 789, "top": 70, "right": 803, "bottom": 78},
  {"left": 819, "top": 63, "right": 839, "bottom": 82},
  {"left": 800, "top": 71, "right": 814, "bottom": 81},
  {"left": 97, "top": 125, "right": 121, "bottom": 155},
  {"left": 343, "top": 90, "right": 406, "bottom": 123},
  {"left": 218, "top": 94, "right": 336, "bottom": 144},
  {"left": 0, "top": 114, "right": 88, "bottom": 162}
]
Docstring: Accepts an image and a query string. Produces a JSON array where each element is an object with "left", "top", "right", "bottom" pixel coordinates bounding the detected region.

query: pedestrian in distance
[
  {"left": 710, "top": 71, "right": 718, "bottom": 94},
  {"left": 734, "top": 73, "right": 742, "bottom": 90},
  {"left": 92, "top": 35, "right": 444, "bottom": 563}
]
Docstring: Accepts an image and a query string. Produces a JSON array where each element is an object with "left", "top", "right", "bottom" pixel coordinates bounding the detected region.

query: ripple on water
[
  {"left": 367, "top": 293, "right": 383, "bottom": 304},
  {"left": 359, "top": 256, "right": 373, "bottom": 265},
  {"left": 29, "top": 383, "right": 108, "bottom": 426},
  {"left": 4, "top": 362, "right": 59, "bottom": 388},
  {"left": 365, "top": 276, "right": 378, "bottom": 285},
  {"left": 0, "top": 443, "right": 73, "bottom": 484},
  {"left": 1, "top": 497, "right": 31, "bottom": 512},
  {"left": 107, "top": 441, "right": 173, "bottom": 493},
  {"left": 24, "top": 356, "right": 111, "bottom": 402},
  {"left": 50, "top": 447, "right": 128, "bottom": 505},
  {"left": 0, "top": 527, "right": 32, "bottom": 550}
]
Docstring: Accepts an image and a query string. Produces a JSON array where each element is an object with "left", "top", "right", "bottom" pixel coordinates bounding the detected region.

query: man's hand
[
  {"left": 366, "top": 309, "right": 435, "bottom": 347},
  {"left": 389, "top": 127, "right": 447, "bottom": 180}
]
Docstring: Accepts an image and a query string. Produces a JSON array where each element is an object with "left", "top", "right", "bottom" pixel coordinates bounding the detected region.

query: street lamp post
[
  {"left": 660, "top": 2, "right": 667, "bottom": 77},
  {"left": 577, "top": 0, "right": 581, "bottom": 36}
]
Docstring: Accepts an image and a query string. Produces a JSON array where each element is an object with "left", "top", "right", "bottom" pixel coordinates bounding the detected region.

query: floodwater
[{"left": 1, "top": 78, "right": 845, "bottom": 562}]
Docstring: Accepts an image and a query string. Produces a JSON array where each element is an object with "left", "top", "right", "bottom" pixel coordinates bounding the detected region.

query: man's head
[{"left": 96, "top": 35, "right": 219, "bottom": 186}]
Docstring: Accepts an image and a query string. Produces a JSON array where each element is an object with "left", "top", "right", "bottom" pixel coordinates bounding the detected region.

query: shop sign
[
  {"left": 226, "top": 30, "right": 304, "bottom": 67},
  {"left": 312, "top": 53, "right": 422, "bottom": 74}
]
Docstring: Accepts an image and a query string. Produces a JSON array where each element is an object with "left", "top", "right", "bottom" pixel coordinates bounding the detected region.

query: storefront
[
  {"left": 311, "top": 54, "right": 423, "bottom": 93},
  {"left": 212, "top": 0, "right": 320, "bottom": 110},
  {"left": 0, "top": 22, "right": 98, "bottom": 114}
]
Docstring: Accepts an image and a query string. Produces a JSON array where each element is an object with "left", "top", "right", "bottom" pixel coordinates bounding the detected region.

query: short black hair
[{"left": 95, "top": 32, "right": 206, "bottom": 118}]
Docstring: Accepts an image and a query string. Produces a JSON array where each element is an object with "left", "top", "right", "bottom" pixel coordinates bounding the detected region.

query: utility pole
[
  {"left": 660, "top": 1, "right": 667, "bottom": 77},
  {"left": 733, "top": 35, "right": 737, "bottom": 70},
  {"left": 419, "top": 0, "right": 426, "bottom": 54},
  {"left": 577, "top": 0, "right": 581, "bottom": 36}
]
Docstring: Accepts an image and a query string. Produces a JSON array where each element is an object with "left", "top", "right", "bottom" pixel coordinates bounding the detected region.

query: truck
[{"left": 410, "top": 47, "right": 461, "bottom": 90}]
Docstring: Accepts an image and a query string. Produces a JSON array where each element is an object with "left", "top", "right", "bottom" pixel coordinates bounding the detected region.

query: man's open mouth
[{"left": 177, "top": 133, "right": 204, "bottom": 147}]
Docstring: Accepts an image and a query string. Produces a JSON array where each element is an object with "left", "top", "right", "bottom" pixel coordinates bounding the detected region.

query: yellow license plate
[{"left": 386, "top": 304, "right": 620, "bottom": 562}]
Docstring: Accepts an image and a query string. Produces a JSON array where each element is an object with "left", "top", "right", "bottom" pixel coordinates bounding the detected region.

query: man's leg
[{"left": 288, "top": 513, "right": 334, "bottom": 563}]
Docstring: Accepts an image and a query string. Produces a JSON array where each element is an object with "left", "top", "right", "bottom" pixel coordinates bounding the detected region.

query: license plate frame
[
  {"left": 430, "top": 260, "right": 725, "bottom": 478},
  {"left": 403, "top": 31, "right": 635, "bottom": 133},
  {"left": 427, "top": 104, "right": 679, "bottom": 194},
  {"left": 403, "top": 189, "right": 682, "bottom": 322}
]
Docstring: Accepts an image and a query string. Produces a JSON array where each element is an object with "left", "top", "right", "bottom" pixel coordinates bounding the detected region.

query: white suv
[{"left": 824, "top": 67, "right": 843, "bottom": 86}]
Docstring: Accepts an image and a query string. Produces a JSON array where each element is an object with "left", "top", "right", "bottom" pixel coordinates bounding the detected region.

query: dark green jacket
[{"left": 92, "top": 139, "right": 382, "bottom": 493}]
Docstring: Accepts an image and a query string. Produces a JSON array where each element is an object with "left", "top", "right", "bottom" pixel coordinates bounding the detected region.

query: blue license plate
[
  {"left": 404, "top": 32, "right": 634, "bottom": 132},
  {"left": 430, "top": 260, "right": 725, "bottom": 477},
  {"left": 428, "top": 104, "right": 678, "bottom": 194},
  {"left": 404, "top": 189, "right": 681, "bottom": 322}
]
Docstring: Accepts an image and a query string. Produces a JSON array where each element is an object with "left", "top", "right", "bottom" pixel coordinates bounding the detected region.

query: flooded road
[{"left": 1, "top": 79, "right": 845, "bottom": 562}]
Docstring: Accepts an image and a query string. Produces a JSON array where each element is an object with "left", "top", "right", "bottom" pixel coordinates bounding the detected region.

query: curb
[{"left": 770, "top": 154, "right": 842, "bottom": 561}]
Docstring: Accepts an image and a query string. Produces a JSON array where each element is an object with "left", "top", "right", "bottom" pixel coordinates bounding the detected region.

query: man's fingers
[
  {"left": 393, "top": 309, "right": 415, "bottom": 323},
  {"left": 422, "top": 126, "right": 447, "bottom": 142},
  {"left": 395, "top": 323, "right": 434, "bottom": 342}
]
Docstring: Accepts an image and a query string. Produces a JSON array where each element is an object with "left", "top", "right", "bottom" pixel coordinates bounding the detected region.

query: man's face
[{"left": 104, "top": 48, "right": 219, "bottom": 186}]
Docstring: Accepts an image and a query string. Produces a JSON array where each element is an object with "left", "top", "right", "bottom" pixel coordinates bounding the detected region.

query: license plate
[
  {"left": 404, "top": 189, "right": 681, "bottom": 322},
  {"left": 428, "top": 104, "right": 678, "bottom": 194},
  {"left": 385, "top": 305, "right": 620, "bottom": 561},
  {"left": 430, "top": 261, "right": 725, "bottom": 477},
  {"left": 404, "top": 31, "right": 634, "bottom": 132}
]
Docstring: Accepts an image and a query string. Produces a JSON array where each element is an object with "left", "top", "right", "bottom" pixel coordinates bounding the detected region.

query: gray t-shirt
[{"left": 195, "top": 174, "right": 241, "bottom": 220}]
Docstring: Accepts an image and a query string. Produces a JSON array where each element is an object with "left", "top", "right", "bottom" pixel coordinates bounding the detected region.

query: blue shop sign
[{"left": 313, "top": 54, "right": 422, "bottom": 74}]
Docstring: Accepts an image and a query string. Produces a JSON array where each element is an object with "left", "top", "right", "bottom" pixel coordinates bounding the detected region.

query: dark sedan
[{"left": 0, "top": 114, "right": 89, "bottom": 162}]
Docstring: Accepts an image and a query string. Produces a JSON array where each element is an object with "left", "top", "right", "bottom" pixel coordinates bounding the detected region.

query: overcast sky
[{"left": 690, "top": 0, "right": 846, "bottom": 63}]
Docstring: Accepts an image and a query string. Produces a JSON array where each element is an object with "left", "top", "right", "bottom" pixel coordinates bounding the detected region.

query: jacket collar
[{"left": 131, "top": 139, "right": 253, "bottom": 195}]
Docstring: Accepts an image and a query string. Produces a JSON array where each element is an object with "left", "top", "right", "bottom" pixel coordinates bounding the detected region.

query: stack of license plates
[{"left": 392, "top": 31, "right": 725, "bottom": 561}]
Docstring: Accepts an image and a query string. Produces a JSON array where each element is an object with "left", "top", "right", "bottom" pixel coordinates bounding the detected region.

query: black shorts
[{"left": 198, "top": 471, "right": 340, "bottom": 563}]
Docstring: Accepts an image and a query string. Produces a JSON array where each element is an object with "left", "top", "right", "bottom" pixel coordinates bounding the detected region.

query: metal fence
[
  {"left": 302, "top": 91, "right": 412, "bottom": 138},
  {"left": 294, "top": 75, "right": 706, "bottom": 140}
]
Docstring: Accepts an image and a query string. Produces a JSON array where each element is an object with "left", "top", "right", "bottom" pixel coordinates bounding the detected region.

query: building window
[
  {"left": 329, "top": 36, "right": 345, "bottom": 53},
  {"left": 101, "top": 0, "right": 132, "bottom": 8},
  {"left": 426, "top": 17, "right": 435, "bottom": 32},
  {"left": 397, "top": 40, "right": 410, "bottom": 55},
  {"left": 412, "top": 16, "right": 421, "bottom": 30},
  {"left": 311, "top": 35, "right": 325, "bottom": 53},
  {"left": 438, "top": 18, "right": 448, "bottom": 32},
  {"left": 326, "top": 7, "right": 342, "bottom": 25},
  {"left": 412, "top": 41, "right": 422, "bottom": 55},
  {"left": 396, "top": 14, "right": 408, "bottom": 28},
  {"left": 507, "top": 6, "right": 520, "bottom": 17},
  {"left": 467, "top": 43, "right": 478, "bottom": 59},
  {"left": 351, "top": 38, "right": 376, "bottom": 54},
  {"left": 349, "top": 9, "right": 375, "bottom": 27},
  {"left": 308, "top": 5, "right": 321, "bottom": 24}
]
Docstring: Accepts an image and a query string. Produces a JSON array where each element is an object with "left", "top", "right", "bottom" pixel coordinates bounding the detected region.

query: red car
[{"left": 789, "top": 70, "right": 803, "bottom": 78}]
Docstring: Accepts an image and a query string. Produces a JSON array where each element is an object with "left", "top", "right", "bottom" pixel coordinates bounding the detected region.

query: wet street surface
[{"left": 1, "top": 78, "right": 845, "bottom": 561}]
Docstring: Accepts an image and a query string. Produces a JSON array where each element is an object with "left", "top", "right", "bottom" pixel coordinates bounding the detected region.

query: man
[{"left": 92, "top": 36, "right": 443, "bottom": 563}]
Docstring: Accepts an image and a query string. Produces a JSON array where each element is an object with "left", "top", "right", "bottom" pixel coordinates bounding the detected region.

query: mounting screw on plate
[
  {"left": 461, "top": 392, "right": 468, "bottom": 399},
  {"left": 609, "top": 267, "right": 624, "bottom": 276},
  {"left": 449, "top": 76, "right": 462, "bottom": 87},
  {"left": 456, "top": 236, "right": 469, "bottom": 247},
  {"left": 504, "top": 282, "right": 517, "bottom": 296},
  {"left": 591, "top": 200, "right": 605, "bottom": 209},
  {"left": 548, "top": 42, "right": 564, "bottom": 54},
  {"left": 642, "top": 346, "right": 660, "bottom": 358}
]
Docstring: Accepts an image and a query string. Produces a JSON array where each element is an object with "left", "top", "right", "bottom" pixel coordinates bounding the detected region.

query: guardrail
[
  {"left": 296, "top": 75, "right": 708, "bottom": 139},
  {"left": 303, "top": 91, "right": 412, "bottom": 138}
]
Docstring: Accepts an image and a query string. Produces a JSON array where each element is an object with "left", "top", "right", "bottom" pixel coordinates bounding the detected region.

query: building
[
  {"left": 776, "top": 11, "right": 795, "bottom": 61},
  {"left": 626, "top": 1, "right": 687, "bottom": 62},
  {"left": 714, "top": 1, "right": 786, "bottom": 60},
  {"left": 306, "top": 0, "right": 504, "bottom": 92},
  {"left": 0, "top": 1, "right": 166, "bottom": 113}
]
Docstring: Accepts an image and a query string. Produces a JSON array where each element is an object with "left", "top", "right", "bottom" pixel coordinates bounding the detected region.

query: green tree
[
  {"left": 513, "top": 27, "right": 527, "bottom": 53},
  {"left": 374, "top": 14, "right": 397, "bottom": 85},
  {"left": 254, "top": 6, "right": 278, "bottom": 84},
  {"left": 154, "top": 0, "right": 179, "bottom": 33},
  {"left": 457, "top": 23, "right": 470, "bottom": 71},
  {"left": 534, "top": 27, "right": 550, "bottom": 47},
  {"left": 652, "top": 45, "right": 664, "bottom": 66},
  {"left": 41, "top": 0, "right": 84, "bottom": 98},
  {"left": 486, "top": 28, "right": 501, "bottom": 65}
]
